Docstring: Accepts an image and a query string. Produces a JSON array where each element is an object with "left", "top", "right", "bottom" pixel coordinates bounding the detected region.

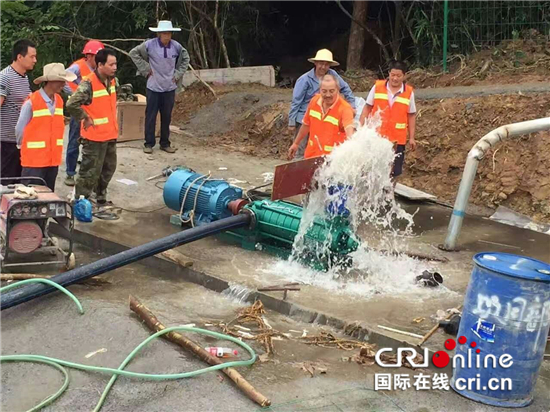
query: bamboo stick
[
  {"left": 0, "top": 273, "right": 110, "bottom": 286},
  {"left": 257, "top": 287, "right": 301, "bottom": 292},
  {"left": 129, "top": 295, "right": 270, "bottom": 407},
  {"left": 377, "top": 325, "right": 424, "bottom": 339}
]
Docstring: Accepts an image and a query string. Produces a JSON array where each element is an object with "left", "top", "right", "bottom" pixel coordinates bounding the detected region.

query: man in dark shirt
[{"left": 0, "top": 39, "right": 37, "bottom": 183}]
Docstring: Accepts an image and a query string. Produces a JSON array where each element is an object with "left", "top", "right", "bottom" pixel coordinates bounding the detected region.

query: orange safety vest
[
  {"left": 371, "top": 80, "right": 413, "bottom": 145},
  {"left": 303, "top": 95, "right": 353, "bottom": 159},
  {"left": 67, "top": 58, "right": 92, "bottom": 92},
  {"left": 21, "top": 91, "right": 65, "bottom": 168},
  {"left": 80, "top": 72, "right": 118, "bottom": 142}
]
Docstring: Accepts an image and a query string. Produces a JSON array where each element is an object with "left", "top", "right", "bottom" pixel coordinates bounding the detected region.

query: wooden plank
[
  {"left": 271, "top": 157, "right": 326, "bottom": 200},
  {"left": 182, "top": 66, "right": 275, "bottom": 88},
  {"left": 272, "top": 163, "right": 436, "bottom": 202},
  {"left": 160, "top": 249, "right": 194, "bottom": 267},
  {"left": 395, "top": 183, "right": 437, "bottom": 201}
]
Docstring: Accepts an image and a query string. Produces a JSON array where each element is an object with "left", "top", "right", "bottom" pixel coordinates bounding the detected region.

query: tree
[
  {"left": 185, "top": 1, "right": 231, "bottom": 68},
  {"left": 337, "top": 0, "right": 391, "bottom": 66},
  {"left": 346, "top": 1, "right": 368, "bottom": 70}
]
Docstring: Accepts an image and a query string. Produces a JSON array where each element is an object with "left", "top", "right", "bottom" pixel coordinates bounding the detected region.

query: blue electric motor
[{"left": 163, "top": 168, "right": 243, "bottom": 226}]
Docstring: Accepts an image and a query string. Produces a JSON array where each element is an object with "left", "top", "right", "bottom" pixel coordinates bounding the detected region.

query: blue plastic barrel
[{"left": 451, "top": 252, "right": 550, "bottom": 407}]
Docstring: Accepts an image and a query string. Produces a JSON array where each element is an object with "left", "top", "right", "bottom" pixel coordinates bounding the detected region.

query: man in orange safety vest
[
  {"left": 63, "top": 40, "right": 105, "bottom": 187},
  {"left": 67, "top": 49, "right": 118, "bottom": 206},
  {"left": 15, "top": 63, "right": 77, "bottom": 190},
  {"left": 359, "top": 61, "right": 417, "bottom": 180},
  {"left": 288, "top": 74, "right": 355, "bottom": 160}
]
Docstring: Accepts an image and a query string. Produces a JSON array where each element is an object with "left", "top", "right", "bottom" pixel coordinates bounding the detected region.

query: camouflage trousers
[{"left": 75, "top": 138, "right": 117, "bottom": 203}]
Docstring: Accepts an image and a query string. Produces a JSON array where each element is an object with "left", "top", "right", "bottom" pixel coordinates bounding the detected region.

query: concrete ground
[
  {"left": 2, "top": 245, "right": 549, "bottom": 412},
  {"left": 52, "top": 137, "right": 550, "bottom": 351}
]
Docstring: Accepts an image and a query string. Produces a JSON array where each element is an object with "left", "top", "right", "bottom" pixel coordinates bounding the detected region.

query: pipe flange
[{"left": 240, "top": 208, "right": 257, "bottom": 230}]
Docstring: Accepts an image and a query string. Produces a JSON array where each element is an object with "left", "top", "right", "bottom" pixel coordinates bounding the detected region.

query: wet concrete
[
  {"left": 0, "top": 245, "right": 359, "bottom": 411},
  {"left": 2, "top": 245, "right": 549, "bottom": 412},
  {"left": 401, "top": 200, "right": 550, "bottom": 260},
  {"left": 48, "top": 140, "right": 549, "bottom": 362}
]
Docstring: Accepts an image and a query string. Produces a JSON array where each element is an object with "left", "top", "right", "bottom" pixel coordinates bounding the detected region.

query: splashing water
[
  {"left": 264, "top": 122, "right": 452, "bottom": 299},
  {"left": 222, "top": 283, "right": 252, "bottom": 304},
  {"left": 300, "top": 121, "right": 414, "bottom": 238}
]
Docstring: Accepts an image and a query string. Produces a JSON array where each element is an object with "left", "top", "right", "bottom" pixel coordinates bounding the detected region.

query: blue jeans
[
  {"left": 145, "top": 88, "right": 175, "bottom": 148},
  {"left": 66, "top": 118, "right": 81, "bottom": 176}
]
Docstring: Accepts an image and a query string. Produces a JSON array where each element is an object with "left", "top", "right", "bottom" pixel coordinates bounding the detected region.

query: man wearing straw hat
[
  {"left": 130, "top": 20, "right": 190, "bottom": 154},
  {"left": 15, "top": 63, "right": 77, "bottom": 191},
  {"left": 288, "top": 49, "right": 355, "bottom": 160}
]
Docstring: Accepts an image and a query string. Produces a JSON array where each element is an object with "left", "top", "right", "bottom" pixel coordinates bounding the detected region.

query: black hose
[{"left": 0, "top": 214, "right": 251, "bottom": 310}]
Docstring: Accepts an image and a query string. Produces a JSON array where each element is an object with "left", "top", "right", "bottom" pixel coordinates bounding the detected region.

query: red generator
[{"left": 0, "top": 178, "right": 75, "bottom": 270}]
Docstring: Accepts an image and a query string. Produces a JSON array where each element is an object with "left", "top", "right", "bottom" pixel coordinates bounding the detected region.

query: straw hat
[
  {"left": 308, "top": 49, "right": 339, "bottom": 66},
  {"left": 33, "top": 63, "right": 77, "bottom": 84},
  {"left": 149, "top": 20, "right": 181, "bottom": 32}
]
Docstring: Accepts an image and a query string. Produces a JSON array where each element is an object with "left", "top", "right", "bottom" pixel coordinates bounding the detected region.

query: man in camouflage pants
[{"left": 67, "top": 49, "right": 118, "bottom": 206}]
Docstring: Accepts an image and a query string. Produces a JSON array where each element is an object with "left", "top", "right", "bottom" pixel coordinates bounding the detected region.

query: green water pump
[
  {"left": 163, "top": 168, "right": 359, "bottom": 270},
  {"left": 225, "top": 199, "right": 359, "bottom": 270}
]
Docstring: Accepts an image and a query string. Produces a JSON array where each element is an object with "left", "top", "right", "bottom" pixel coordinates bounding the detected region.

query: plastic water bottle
[
  {"left": 74, "top": 196, "right": 93, "bottom": 222},
  {"left": 205, "top": 347, "right": 238, "bottom": 358}
]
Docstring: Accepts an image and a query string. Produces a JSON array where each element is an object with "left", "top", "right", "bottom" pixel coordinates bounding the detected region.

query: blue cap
[{"left": 474, "top": 252, "right": 550, "bottom": 282}]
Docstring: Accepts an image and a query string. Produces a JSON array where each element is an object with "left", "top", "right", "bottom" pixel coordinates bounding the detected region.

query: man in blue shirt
[
  {"left": 288, "top": 49, "right": 355, "bottom": 159},
  {"left": 130, "top": 20, "right": 189, "bottom": 154}
]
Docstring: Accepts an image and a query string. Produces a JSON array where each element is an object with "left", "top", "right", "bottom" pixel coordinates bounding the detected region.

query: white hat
[
  {"left": 149, "top": 20, "right": 181, "bottom": 32},
  {"left": 307, "top": 49, "right": 339, "bottom": 67},
  {"left": 34, "top": 63, "right": 77, "bottom": 85}
]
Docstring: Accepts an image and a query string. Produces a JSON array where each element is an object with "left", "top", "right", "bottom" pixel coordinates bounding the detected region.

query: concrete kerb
[{"left": 50, "top": 223, "right": 445, "bottom": 372}]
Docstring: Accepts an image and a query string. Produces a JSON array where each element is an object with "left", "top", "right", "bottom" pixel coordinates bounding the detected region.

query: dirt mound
[
  {"left": 411, "top": 32, "right": 550, "bottom": 88},
  {"left": 172, "top": 82, "right": 280, "bottom": 126},
  {"left": 204, "top": 101, "right": 291, "bottom": 157},
  {"left": 402, "top": 93, "right": 550, "bottom": 223},
  {"left": 408, "top": 34, "right": 550, "bottom": 89},
  {"left": 172, "top": 83, "right": 217, "bottom": 124},
  {"left": 341, "top": 33, "right": 550, "bottom": 91}
]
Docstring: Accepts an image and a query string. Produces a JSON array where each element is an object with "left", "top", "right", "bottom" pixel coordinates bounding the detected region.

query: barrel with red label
[{"left": 451, "top": 252, "right": 550, "bottom": 407}]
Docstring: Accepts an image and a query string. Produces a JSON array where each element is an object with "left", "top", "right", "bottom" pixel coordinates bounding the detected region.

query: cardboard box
[{"left": 117, "top": 94, "right": 159, "bottom": 142}]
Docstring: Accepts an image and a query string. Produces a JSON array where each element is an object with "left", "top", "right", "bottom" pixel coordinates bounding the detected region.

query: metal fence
[{"left": 413, "top": 0, "right": 550, "bottom": 69}]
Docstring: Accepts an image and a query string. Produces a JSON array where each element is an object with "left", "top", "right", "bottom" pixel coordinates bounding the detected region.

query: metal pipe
[
  {"left": 443, "top": 117, "right": 550, "bottom": 250},
  {"left": 0, "top": 214, "right": 251, "bottom": 310}
]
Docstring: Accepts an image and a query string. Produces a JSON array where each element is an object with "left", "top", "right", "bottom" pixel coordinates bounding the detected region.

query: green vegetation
[{"left": 1, "top": 0, "right": 549, "bottom": 83}]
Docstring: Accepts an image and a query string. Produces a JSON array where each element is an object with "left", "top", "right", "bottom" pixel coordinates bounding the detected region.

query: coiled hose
[{"left": 0, "top": 279, "right": 257, "bottom": 412}]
